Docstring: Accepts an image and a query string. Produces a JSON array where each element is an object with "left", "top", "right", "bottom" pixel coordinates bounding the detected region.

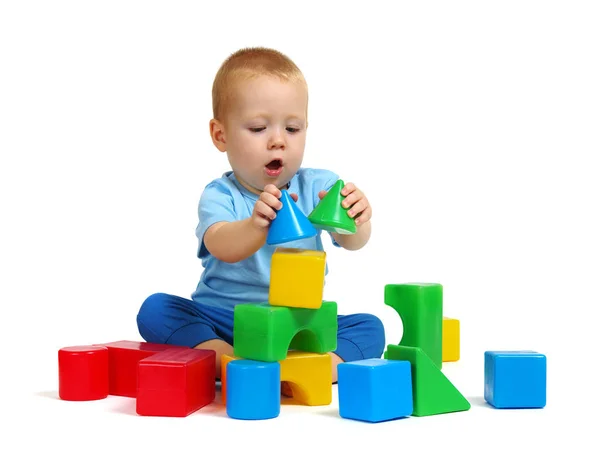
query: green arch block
[
  {"left": 385, "top": 283, "right": 443, "bottom": 369},
  {"left": 233, "top": 301, "right": 338, "bottom": 362},
  {"left": 385, "top": 344, "right": 470, "bottom": 417},
  {"left": 308, "top": 179, "right": 356, "bottom": 235}
]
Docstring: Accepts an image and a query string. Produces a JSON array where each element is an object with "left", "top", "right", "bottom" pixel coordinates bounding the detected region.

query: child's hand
[
  {"left": 251, "top": 184, "right": 299, "bottom": 230},
  {"left": 318, "top": 182, "right": 372, "bottom": 227}
]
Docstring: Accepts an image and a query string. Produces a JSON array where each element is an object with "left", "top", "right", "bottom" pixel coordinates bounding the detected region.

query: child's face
[{"left": 222, "top": 75, "right": 308, "bottom": 193}]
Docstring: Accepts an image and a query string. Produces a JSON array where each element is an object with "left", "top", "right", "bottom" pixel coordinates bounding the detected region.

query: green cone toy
[{"left": 308, "top": 179, "right": 357, "bottom": 235}]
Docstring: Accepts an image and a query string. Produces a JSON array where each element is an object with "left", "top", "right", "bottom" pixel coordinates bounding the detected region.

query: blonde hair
[{"left": 211, "top": 47, "right": 307, "bottom": 121}]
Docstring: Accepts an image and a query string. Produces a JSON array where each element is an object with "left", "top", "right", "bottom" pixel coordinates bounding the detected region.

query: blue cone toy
[{"left": 266, "top": 190, "right": 317, "bottom": 245}]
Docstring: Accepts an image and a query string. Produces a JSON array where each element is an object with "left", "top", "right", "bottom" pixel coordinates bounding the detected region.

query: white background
[{"left": 1, "top": 1, "right": 599, "bottom": 461}]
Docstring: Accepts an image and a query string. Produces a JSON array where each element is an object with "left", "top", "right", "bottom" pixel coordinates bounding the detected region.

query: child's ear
[{"left": 209, "top": 119, "right": 227, "bottom": 152}]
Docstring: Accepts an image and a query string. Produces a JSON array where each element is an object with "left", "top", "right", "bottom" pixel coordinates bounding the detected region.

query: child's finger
[
  {"left": 348, "top": 198, "right": 368, "bottom": 218},
  {"left": 255, "top": 200, "right": 277, "bottom": 220},
  {"left": 318, "top": 190, "right": 327, "bottom": 200},
  {"left": 263, "top": 184, "right": 281, "bottom": 198},
  {"left": 355, "top": 207, "right": 372, "bottom": 225},
  {"left": 290, "top": 193, "right": 299, "bottom": 202},
  {"left": 259, "top": 191, "right": 282, "bottom": 211},
  {"left": 342, "top": 191, "right": 361, "bottom": 209},
  {"left": 341, "top": 182, "right": 356, "bottom": 196}
]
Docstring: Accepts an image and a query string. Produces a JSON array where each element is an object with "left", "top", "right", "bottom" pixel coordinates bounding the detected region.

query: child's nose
[{"left": 268, "top": 134, "right": 285, "bottom": 150}]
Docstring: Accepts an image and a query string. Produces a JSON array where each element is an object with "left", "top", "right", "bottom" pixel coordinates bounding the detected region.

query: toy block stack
[
  {"left": 58, "top": 340, "right": 216, "bottom": 417},
  {"left": 223, "top": 247, "right": 336, "bottom": 419},
  {"left": 222, "top": 187, "right": 347, "bottom": 420},
  {"left": 383, "top": 283, "right": 471, "bottom": 417}
]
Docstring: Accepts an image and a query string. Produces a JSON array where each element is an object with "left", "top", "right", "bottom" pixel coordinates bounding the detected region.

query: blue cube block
[
  {"left": 226, "top": 360, "right": 280, "bottom": 420},
  {"left": 484, "top": 351, "right": 546, "bottom": 408},
  {"left": 338, "top": 358, "right": 413, "bottom": 422}
]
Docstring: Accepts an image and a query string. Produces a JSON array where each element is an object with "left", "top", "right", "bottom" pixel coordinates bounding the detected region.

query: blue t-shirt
[{"left": 191, "top": 167, "right": 340, "bottom": 310}]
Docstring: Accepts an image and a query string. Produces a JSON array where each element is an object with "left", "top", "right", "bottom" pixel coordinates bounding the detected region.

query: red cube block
[
  {"left": 137, "top": 348, "right": 216, "bottom": 417},
  {"left": 96, "top": 340, "right": 189, "bottom": 397},
  {"left": 58, "top": 345, "right": 109, "bottom": 401}
]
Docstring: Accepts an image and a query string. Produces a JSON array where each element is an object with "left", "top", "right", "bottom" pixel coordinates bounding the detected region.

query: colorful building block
[
  {"left": 96, "top": 340, "right": 189, "bottom": 397},
  {"left": 308, "top": 179, "right": 356, "bottom": 234},
  {"left": 233, "top": 301, "right": 337, "bottom": 362},
  {"left": 221, "top": 351, "right": 332, "bottom": 406},
  {"left": 484, "top": 351, "right": 547, "bottom": 408},
  {"left": 385, "top": 283, "right": 443, "bottom": 369},
  {"left": 58, "top": 345, "right": 109, "bottom": 401},
  {"left": 337, "top": 359, "right": 413, "bottom": 423},
  {"left": 226, "top": 360, "right": 281, "bottom": 420},
  {"left": 443, "top": 317, "right": 460, "bottom": 362},
  {"left": 269, "top": 247, "right": 326, "bottom": 309},
  {"left": 136, "top": 348, "right": 216, "bottom": 417},
  {"left": 281, "top": 351, "right": 332, "bottom": 405},
  {"left": 267, "top": 190, "right": 317, "bottom": 245},
  {"left": 385, "top": 344, "right": 470, "bottom": 416}
]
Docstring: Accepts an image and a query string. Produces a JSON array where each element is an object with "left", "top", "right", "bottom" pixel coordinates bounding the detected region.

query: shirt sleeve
[{"left": 195, "top": 181, "right": 236, "bottom": 258}]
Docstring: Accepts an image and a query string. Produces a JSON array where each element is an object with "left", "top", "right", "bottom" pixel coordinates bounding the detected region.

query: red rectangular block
[
  {"left": 137, "top": 348, "right": 216, "bottom": 417},
  {"left": 97, "top": 340, "right": 189, "bottom": 397}
]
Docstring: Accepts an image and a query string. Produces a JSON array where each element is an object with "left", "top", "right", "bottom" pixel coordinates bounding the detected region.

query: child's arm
[
  {"left": 203, "top": 184, "right": 294, "bottom": 263},
  {"left": 203, "top": 218, "right": 267, "bottom": 263}
]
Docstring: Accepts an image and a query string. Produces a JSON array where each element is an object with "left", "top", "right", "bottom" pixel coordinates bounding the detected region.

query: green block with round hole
[
  {"left": 385, "top": 283, "right": 443, "bottom": 369},
  {"left": 233, "top": 301, "right": 338, "bottom": 362}
]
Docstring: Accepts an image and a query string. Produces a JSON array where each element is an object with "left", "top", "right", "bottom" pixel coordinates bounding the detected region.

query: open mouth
[{"left": 265, "top": 159, "right": 283, "bottom": 177}]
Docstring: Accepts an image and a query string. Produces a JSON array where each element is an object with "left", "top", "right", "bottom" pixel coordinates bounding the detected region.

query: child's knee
[
  {"left": 136, "top": 293, "right": 171, "bottom": 342},
  {"left": 361, "top": 313, "right": 386, "bottom": 359}
]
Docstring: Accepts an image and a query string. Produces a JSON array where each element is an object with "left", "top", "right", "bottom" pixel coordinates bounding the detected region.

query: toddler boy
[{"left": 136, "top": 47, "right": 385, "bottom": 381}]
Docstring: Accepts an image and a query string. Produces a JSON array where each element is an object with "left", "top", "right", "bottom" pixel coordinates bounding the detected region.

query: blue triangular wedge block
[{"left": 267, "top": 190, "right": 318, "bottom": 245}]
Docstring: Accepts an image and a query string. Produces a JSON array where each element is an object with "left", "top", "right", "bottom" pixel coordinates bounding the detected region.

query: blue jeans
[{"left": 137, "top": 293, "right": 385, "bottom": 362}]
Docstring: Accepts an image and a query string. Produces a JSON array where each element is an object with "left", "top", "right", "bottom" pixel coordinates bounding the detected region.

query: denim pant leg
[
  {"left": 136, "top": 293, "right": 235, "bottom": 348},
  {"left": 334, "top": 313, "right": 386, "bottom": 362}
]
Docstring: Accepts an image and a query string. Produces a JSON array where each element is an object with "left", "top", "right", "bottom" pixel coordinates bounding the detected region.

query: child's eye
[
  {"left": 249, "top": 127, "right": 265, "bottom": 133},
  {"left": 286, "top": 127, "right": 300, "bottom": 133}
]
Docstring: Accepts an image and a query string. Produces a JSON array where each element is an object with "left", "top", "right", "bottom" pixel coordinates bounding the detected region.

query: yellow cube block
[
  {"left": 221, "top": 351, "right": 332, "bottom": 406},
  {"left": 442, "top": 316, "right": 460, "bottom": 362},
  {"left": 269, "top": 247, "right": 326, "bottom": 309}
]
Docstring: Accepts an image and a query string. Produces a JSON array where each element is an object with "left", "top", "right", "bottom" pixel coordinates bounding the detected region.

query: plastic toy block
[
  {"left": 267, "top": 190, "right": 317, "bottom": 245},
  {"left": 269, "top": 247, "right": 326, "bottom": 309},
  {"left": 220, "top": 354, "right": 238, "bottom": 404},
  {"left": 137, "top": 349, "right": 216, "bottom": 417},
  {"left": 385, "top": 283, "right": 443, "bottom": 369},
  {"left": 280, "top": 351, "right": 332, "bottom": 405},
  {"left": 484, "top": 351, "right": 546, "bottom": 408},
  {"left": 385, "top": 344, "right": 470, "bottom": 417},
  {"left": 338, "top": 359, "right": 413, "bottom": 423},
  {"left": 221, "top": 352, "right": 332, "bottom": 406},
  {"left": 442, "top": 317, "right": 460, "bottom": 362},
  {"left": 233, "top": 301, "right": 337, "bottom": 362},
  {"left": 226, "top": 360, "right": 280, "bottom": 420},
  {"left": 96, "top": 340, "right": 190, "bottom": 397},
  {"left": 308, "top": 179, "right": 356, "bottom": 234},
  {"left": 58, "top": 345, "right": 109, "bottom": 401}
]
